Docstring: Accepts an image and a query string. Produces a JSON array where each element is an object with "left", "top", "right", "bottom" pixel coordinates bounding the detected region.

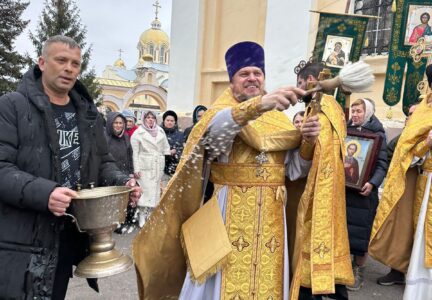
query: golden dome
[
  {"left": 143, "top": 54, "right": 154, "bottom": 62},
  {"left": 113, "top": 58, "right": 126, "bottom": 68},
  {"left": 139, "top": 19, "right": 169, "bottom": 46}
]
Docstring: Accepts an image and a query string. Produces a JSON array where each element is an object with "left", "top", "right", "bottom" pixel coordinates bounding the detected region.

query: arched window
[
  {"left": 160, "top": 45, "right": 165, "bottom": 63},
  {"left": 149, "top": 43, "right": 154, "bottom": 56}
]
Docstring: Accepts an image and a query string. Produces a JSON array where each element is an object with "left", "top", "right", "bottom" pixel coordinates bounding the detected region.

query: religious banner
[
  {"left": 383, "top": 0, "right": 430, "bottom": 113},
  {"left": 311, "top": 12, "right": 370, "bottom": 107}
]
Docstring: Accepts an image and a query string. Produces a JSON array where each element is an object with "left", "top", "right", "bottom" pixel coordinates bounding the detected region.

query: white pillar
[
  {"left": 264, "top": 0, "right": 312, "bottom": 119},
  {"left": 167, "top": 0, "right": 202, "bottom": 113}
]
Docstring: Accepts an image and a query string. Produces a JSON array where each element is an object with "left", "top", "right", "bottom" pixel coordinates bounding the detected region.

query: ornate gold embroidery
[
  {"left": 221, "top": 139, "right": 285, "bottom": 300},
  {"left": 221, "top": 185, "right": 284, "bottom": 299},
  {"left": 256, "top": 167, "right": 271, "bottom": 180},
  {"left": 314, "top": 242, "right": 330, "bottom": 259},
  {"left": 265, "top": 236, "right": 280, "bottom": 253},
  {"left": 210, "top": 163, "right": 284, "bottom": 186},
  {"left": 290, "top": 95, "right": 353, "bottom": 299},
  {"left": 231, "top": 294, "right": 242, "bottom": 300},
  {"left": 321, "top": 163, "right": 334, "bottom": 179},
  {"left": 299, "top": 139, "right": 315, "bottom": 161},
  {"left": 371, "top": 98, "right": 432, "bottom": 267},
  {"left": 240, "top": 186, "right": 249, "bottom": 193},
  {"left": 232, "top": 236, "right": 250, "bottom": 252},
  {"left": 231, "top": 97, "right": 262, "bottom": 126}
]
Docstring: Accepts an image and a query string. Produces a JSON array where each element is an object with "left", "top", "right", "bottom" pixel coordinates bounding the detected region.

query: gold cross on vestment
[
  {"left": 256, "top": 167, "right": 271, "bottom": 180},
  {"left": 321, "top": 163, "right": 334, "bottom": 179},
  {"left": 265, "top": 236, "right": 280, "bottom": 253},
  {"left": 314, "top": 242, "right": 330, "bottom": 259},
  {"left": 232, "top": 236, "right": 250, "bottom": 252}
]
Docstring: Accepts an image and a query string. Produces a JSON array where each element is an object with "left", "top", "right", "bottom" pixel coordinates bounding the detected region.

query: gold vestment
[
  {"left": 370, "top": 95, "right": 432, "bottom": 271},
  {"left": 132, "top": 88, "right": 302, "bottom": 299},
  {"left": 290, "top": 94, "right": 354, "bottom": 298}
]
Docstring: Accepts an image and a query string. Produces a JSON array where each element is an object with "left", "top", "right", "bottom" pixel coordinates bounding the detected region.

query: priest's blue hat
[{"left": 225, "top": 41, "right": 265, "bottom": 81}]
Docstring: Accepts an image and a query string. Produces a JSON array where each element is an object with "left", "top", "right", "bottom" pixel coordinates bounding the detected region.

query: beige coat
[{"left": 131, "top": 126, "right": 170, "bottom": 207}]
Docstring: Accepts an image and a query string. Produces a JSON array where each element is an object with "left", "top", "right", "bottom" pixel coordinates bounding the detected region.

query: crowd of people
[{"left": 1, "top": 34, "right": 432, "bottom": 300}]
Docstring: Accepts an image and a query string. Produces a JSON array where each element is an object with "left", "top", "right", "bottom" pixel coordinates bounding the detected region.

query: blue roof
[{"left": 112, "top": 68, "right": 136, "bottom": 81}]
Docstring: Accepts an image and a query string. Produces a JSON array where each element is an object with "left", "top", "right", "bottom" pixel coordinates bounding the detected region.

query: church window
[
  {"left": 354, "top": 0, "right": 393, "bottom": 55},
  {"left": 160, "top": 45, "right": 165, "bottom": 63},
  {"left": 149, "top": 43, "right": 154, "bottom": 56}
]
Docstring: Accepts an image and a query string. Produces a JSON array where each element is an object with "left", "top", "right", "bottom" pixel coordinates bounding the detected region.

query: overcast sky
[{"left": 15, "top": 0, "right": 172, "bottom": 76}]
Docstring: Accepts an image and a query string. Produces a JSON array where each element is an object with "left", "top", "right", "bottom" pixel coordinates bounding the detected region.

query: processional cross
[{"left": 410, "top": 37, "right": 432, "bottom": 97}]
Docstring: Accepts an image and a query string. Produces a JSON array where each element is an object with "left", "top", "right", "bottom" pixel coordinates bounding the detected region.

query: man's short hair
[
  {"left": 297, "top": 62, "right": 324, "bottom": 80},
  {"left": 335, "top": 42, "right": 342, "bottom": 47},
  {"left": 42, "top": 35, "right": 80, "bottom": 58}
]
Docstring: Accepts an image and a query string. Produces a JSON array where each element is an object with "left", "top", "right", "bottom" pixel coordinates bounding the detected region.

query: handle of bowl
[{"left": 64, "top": 213, "right": 85, "bottom": 233}]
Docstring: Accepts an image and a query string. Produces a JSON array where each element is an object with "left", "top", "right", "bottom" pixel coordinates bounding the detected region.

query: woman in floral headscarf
[{"left": 131, "top": 111, "right": 170, "bottom": 227}]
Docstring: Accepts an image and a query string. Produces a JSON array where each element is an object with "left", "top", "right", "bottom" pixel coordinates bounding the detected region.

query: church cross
[{"left": 153, "top": 0, "right": 161, "bottom": 19}]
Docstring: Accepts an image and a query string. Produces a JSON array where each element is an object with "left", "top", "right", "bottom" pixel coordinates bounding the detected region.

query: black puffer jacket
[
  {"left": 162, "top": 125, "right": 184, "bottom": 175},
  {"left": 346, "top": 115, "right": 388, "bottom": 255},
  {"left": 106, "top": 112, "right": 134, "bottom": 175},
  {"left": 0, "top": 66, "right": 129, "bottom": 299}
]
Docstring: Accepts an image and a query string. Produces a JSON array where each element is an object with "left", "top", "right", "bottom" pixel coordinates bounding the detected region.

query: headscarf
[
  {"left": 361, "top": 98, "right": 375, "bottom": 126},
  {"left": 142, "top": 110, "right": 158, "bottom": 138},
  {"left": 192, "top": 105, "right": 207, "bottom": 124},
  {"left": 106, "top": 111, "right": 126, "bottom": 138},
  {"left": 351, "top": 98, "right": 374, "bottom": 127}
]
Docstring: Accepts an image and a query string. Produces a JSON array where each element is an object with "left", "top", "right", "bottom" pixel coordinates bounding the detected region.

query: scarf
[{"left": 142, "top": 111, "right": 158, "bottom": 138}]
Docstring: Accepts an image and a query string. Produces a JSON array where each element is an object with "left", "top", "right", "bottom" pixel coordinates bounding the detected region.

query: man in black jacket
[{"left": 0, "top": 35, "right": 141, "bottom": 299}]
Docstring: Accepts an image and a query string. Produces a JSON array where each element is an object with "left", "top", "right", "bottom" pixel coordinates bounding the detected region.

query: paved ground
[{"left": 66, "top": 231, "right": 404, "bottom": 299}]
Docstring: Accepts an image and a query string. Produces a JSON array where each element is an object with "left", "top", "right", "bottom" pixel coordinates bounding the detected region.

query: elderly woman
[
  {"left": 346, "top": 98, "right": 388, "bottom": 291},
  {"left": 131, "top": 111, "right": 170, "bottom": 227}
]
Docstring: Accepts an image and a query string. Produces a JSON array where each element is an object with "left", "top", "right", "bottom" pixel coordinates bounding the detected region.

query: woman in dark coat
[
  {"left": 105, "top": 112, "right": 133, "bottom": 175},
  {"left": 346, "top": 98, "right": 388, "bottom": 291},
  {"left": 105, "top": 112, "right": 136, "bottom": 233},
  {"left": 161, "top": 110, "right": 184, "bottom": 177},
  {"left": 183, "top": 105, "right": 207, "bottom": 143}
]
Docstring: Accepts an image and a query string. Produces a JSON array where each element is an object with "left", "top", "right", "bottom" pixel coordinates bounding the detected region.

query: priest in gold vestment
[
  {"left": 133, "top": 41, "right": 322, "bottom": 299},
  {"left": 370, "top": 67, "right": 432, "bottom": 299},
  {"left": 289, "top": 62, "right": 354, "bottom": 299}
]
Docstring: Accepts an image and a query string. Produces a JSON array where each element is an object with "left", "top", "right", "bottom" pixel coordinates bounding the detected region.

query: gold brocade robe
[
  {"left": 370, "top": 95, "right": 432, "bottom": 272},
  {"left": 132, "top": 88, "right": 301, "bottom": 299},
  {"left": 290, "top": 94, "right": 354, "bottom": 299},
  {"left": 213, "top": 121, "right": 299, "bottom": 299}
]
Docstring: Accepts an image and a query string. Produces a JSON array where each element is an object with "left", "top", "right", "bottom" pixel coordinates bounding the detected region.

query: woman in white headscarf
[
  {"left": 345, "top": 98, "right": 389, "bottom": 291},
  {"left": 131, "top": 111, "right": 171, "bottom": 227}
]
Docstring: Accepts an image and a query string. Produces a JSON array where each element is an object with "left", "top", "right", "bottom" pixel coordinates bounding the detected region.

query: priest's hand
[
  {"left": 259, "top": 87, "right": 306, "bottom": 112},
  {"left": 301, "top": 115, "right": 321, "bottom": 145}
]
